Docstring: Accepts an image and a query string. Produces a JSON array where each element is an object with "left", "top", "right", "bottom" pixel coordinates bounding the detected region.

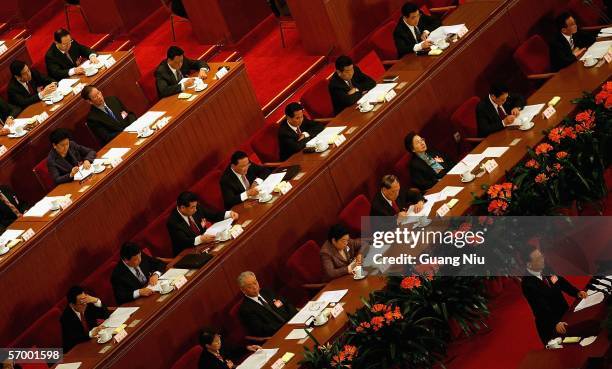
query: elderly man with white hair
[{"left": 237, "top": 271, "right": 297, "bottom": 337}]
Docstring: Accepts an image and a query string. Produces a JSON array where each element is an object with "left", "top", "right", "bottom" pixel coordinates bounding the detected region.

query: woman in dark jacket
[{"left": 404, "top": 131, "right": 455, "bottom": 191}]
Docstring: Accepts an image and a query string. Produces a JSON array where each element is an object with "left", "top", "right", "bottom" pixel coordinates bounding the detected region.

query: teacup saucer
[
  {"left": 519, "top": 122, "right": 534, "bottom": 131},
  {"left": 353, "top": 274, "right": 367, "bottom": 280},
  {"left": 313, "top": 319, "right": 328, "bottom": 327},
  {"left": 460, "top": 176, "right": 475, "bottom": 183},
  {"left": 85, "top": 68, "right": 99, "bottom": 77},
  {"left": 93, "top": 166, "right": 106, "bottom": 174},
  {"left": 0, "top": 246, "right": 10, "bottom": 255},
  {"left": 258, "top": 196, "right": 273, "bottom": 203},
  {"left": 97, "top": 336, "right": 112, "bottom": 344},
  {"left": 138, "top": 130, "right": 154, "bottom": 138},
  {"left": 160, "top": 288, "right": 173, "bottom": 295},
  {"left": 8, "top": 132, "right": 27, "bottom": 138},
  {"left": 315, "top": 147, "right": 329, "bottom": 153},
  {"left": 583, "top": 59, "right": 597, "bottom": 68}
]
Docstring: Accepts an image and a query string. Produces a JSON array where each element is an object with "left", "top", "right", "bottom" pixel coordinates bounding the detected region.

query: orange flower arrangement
[
  {"left": 525, "top": 159, "right": 540, "bottom": 169},
  {"left": 535, "top": 143, "right": 553, "bottom": 155},
  {"left": 555, "top": 151, "right": 568, "bottom": 160},
  {"left": 400, "top": 275, "right": 422, "bottom": 290},
  {"left": 535, "top": 173, "right": 548, "bottom": 184},
  {"left": 487, "top": 199, "right": 508, "bottom": 215},
  {"left": 331, "top": 345, "right": 358, "bottom": 367}
]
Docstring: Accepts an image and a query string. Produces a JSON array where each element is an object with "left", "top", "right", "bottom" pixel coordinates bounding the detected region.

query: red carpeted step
[
  {"left": 2, "top": 28, "right": 29, "bottom": 40},
  {"left": 101, "top": 38, "right": 134, "bottom": 53}
]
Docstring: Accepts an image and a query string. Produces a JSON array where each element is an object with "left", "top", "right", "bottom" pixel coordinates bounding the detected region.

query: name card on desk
[
  {"left": 0, "top": 43, "right": 7, "bottom": 55},
  {"left": 604, "top": 48, "right": 612, "bottom": 63},
  {"left": 22, "top": 228, "right": 35, "bottom": 242},
  {"left": 104, "top": 56, "right": 116, "bottom": 68},
  {"left": 230, "top": 224, "right": 244, "bottom": 239},
  {"left": 436, "top": 204, "right": 450, "bottom": 217},
  {"left": 543, "top": 106, "right": 556, "bottom": 119},
  {"left": 36, "top": 112, "right": 49, "bottom": 124},
  {"left": 483, "top": 159, "right": 498, "bottom": 173},
  {"left": 331, "top": 303, "right": 344, "bottom": 318},
  {"left": 113, "top": 329, "right": 127, "bottom": 343},
  {"left": 385, "top": 89, "right": 397, "bottom": 102},
  {"left": 215, "top": 67, "right": 229, "bottom": 79},
  {"left": 333, "top": 134, "right": 346, "bottom": 147},
  {"left": 59, "top": 196, "right": 73, "bottom": 210},
  {"left": 0, "top": 145, "right": 6, "bottom": 157},
  {"left": 109, "top": 157, "right": 123, "bottom": 168},
  {"left": 72, "top": 83, "right": 85, "bottom": 95},
  {"left": 457, "top": 25, "right": 469, "bottom": 38},
  {"left": 174, "top": 275, "right": 188, "bottom": 289},
  {"left": 271, "top": 358, "right": 286, "bottom": 369}
]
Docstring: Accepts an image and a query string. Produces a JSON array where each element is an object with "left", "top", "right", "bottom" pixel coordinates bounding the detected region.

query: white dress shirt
[
  {"left": 489, "top": 94, "right": 507, "bottom": 124},
  {"left": 404, "top": 19, "right": 430, "bottom": 52},
  {"left": 527, "top": 268, "right": 543, "bottom": 280},
  {"left": 70, "top": 299, "right": 102, "bottom": 338},
  {"left": 562, "top": 32, "right": 574, "bottom": 49},
  {"left": 177, "top": 207, "right": 232, "bottom": 245},
  {"left": 288, "top": 121, "right": 310, "bottom": 138},
  {"left": 168, "top": 63, "right": 186, "bottom": 91},
  {"left": 18, "top": 79, "right": 44, "bottom": 100},
  {"left": 62, "top": 48, "right": 96, "bottom": 77},
  {"left": 122, "top": 260, "right": 161, "bottom": 299},
  {"left": 381, "top": 190, "right": 394, "bottom": 207},
  {"left": 232, "top": 167, "right": 263, "bottom": 202}
]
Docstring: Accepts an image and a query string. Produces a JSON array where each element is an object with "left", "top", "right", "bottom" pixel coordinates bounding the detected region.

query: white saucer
[
  {"left": 0, "top": 246, "right": 10, "bottom": 255},
  {"left": 85, "top": 68, "right": 99, "bottom": 77},
  {"left": 93, "top": 166, "right": 106, "bottom": 174},
  {"left": 313, "top": 319, "right": 328, "bottom": 327},
  {"left": 584, "top": 59, "right": 597, "bottom": 68},
  {"left": 160, "top": 288, "right": 173, "bottom": 295},
  {"left": 8, "top": 132, "right": 26, "bottom": 138},
  {"left": 353, "top": 274, "right": 367, "bottom": 280},
  {"left": 137, "top": 130, "right": 154, "bottom": 138},
  {"left": 315, "top": 147, "right": 328, "bottom": 153},
  {"left": 44, "top": 99, "right": 54, "bottom": 105},
  {"left": 359, "top": 107, "right": 374, "bottom": 113},
  {"left": 519, "top": 122, "right": 535, "bottom": 131},
  {"left": 460, "top": 176, "right": 475, "bottom": 183},
  {"left": 97, "top": 336, "right": 112, "bottom": 344},
  {"left": 258, "top": 196, "right": 273, "bottom": 203}
]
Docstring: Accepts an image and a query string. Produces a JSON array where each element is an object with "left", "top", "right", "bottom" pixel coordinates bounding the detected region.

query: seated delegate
[
  {"left": 328, "top": 55, "right": 376, "bottom": 115},
  {"left": 47, "top": 128, "right": 96, "bottom": 185},
  {"left": 155, "top": 46, "right": 210, "bottom": 98},
  {"left": 45, "top": 28, "right": 99, "bottom": 80},
  {"left": 320, "top": 224, "right": 363, "bottom": 281},
  {"left": 219, "top": 151, "right": 272, "bottom": 209},
  {"left": 404, "top": 131, "right": 454, "bottom": 191},
  {"left": 278, "top": 102, "right": 324, "bottom": 161},
  {"left": 475, "top": 82, "right": 525, "bottom": 137}
]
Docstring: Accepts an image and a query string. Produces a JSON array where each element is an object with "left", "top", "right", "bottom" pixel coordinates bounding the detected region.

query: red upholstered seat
[
  {"left": 21, "top": 363, "right": 50, "bottom": 369},
  {"left": 357, "top": 50, "right": 386, "bottom": 80},
  {"left": 392, "top": 153, "right": 412, "bottom": 188},
  {"left": 338, "top": 195, "right": 371, "bottom": 236},
  {"left": 450, "top": 96, "right": 481, "bottom": 155},
  {"left": 225, "top": 298, "right": 250, "bottom": 347},
  {"left": 33, "top": 158, "right": 55, "bottom": 193},
  {"left": 170, "top": 345, "right": 204, "bottom": 369},
  {"left": 132, "top": 206, "right": 175, "bottom": 258},
  {"left": 370, "top": 21, "right": 397, "bottom": 61},
  {"left": 300, "top": 78, "right": 334, "bottom": 119},
  {"left": 286, "top": 240, "right": 323, "bottom": 286},
  {"left": 11, "top": 307, "right": 62, "bottom": 349},
  {"left": 81, "top": 259, "right": 119, "bottom": 306},
  {"left": 513, "top": 35, "right": 551, "bottom": 76},
  {"left": 250, "top": 123, "right": 281, "bottom": 163},
  {"left": 190, "top": 169, "right": 224, "bottom": 212}
]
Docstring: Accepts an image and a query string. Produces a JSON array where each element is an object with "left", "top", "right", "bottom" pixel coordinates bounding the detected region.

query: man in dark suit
[
  {"left": 476, "top": 82, "right": 525, "bottom": 137},
  {"left": 167, "top": 191, "right": 238, "bottom": 256},
  {"left": 404, "top": 131, "right": 454, "bottom": 191},
  {"left": 278, "top": 102, "right": 325, "bottom": 161},
  {"left": 393, "top": 2, "right": 441, "bottom": 58},
  {"left": 370, "top": 174, "right": 424, "bottom": 217},
  {"left": 0, "top": 98, "right": 22, "bottom": 136},
  {"left": 45, "top": 28, "right": 98, "bottom": 80},
  {"left": 220, "top": 151, "right": 272, "bottom": 209},
  {"left": 47, "top": 128, "right": 96, "bottom": 184},
  {"left": 111, "top": 242, "right": 167, "bottom": 305},
  {"left": 328, "top": 55, "right": 376, "bottom": 115},
  {"left": 81, "top": 85, "right": 137, "bottom": 145},
  {"left": 8, "top": 60, "right": 56, "bottom": 109},
  {"left": 155, "top": 46, "right": 210, "bottom": 98},
  {"left": 521, "top": 247, "right": 587, "bottom": 344},
  {"left": 60, "top": 285, "right": 110, "bottom": 352},
  {"left": 237, "top": 271, "right": 297, "bottom": 337},
  {"left": 320, "top": 224, "right": 363, "bottom": 281},
  {"left": 549, "top": 12, "right": 596, "bottom": 71},
  {"left": 0, "top": 185, "right": 26, "bottom": 232}
]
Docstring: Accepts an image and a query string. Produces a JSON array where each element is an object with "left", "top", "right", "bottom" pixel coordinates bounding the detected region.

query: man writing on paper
[
  {"left": 328, "top": 55, "right": 376, "bottom": 115},
  {"left": 81, "top": 86, "right": 137, "bottom": 145},
  {"left": 237, "top": 271, "right": 297, "bottom": 337},
  {"left": 521, "top": 247, "right": 588, "bottom": 344},
  {"left": 220, "top": 151, "right": 272, "bottom": 209},
  {"left": 8, "top": 60, "right": 56, "bottom": 109},
  {"left": 155, "top": 46, "right": 210, "bottom": 98},
  {"left": 60, "top": 285, "right": 110, "bottom": 352},
  {"left": 111, "top": 242, "right": 167, "bottom": 305},
  {"left": 404, "top": 131, "right": 454, "bottom": 191},
  {"left": 370, "top": 174, "right": 424, "bottom": 217},
  {"left": 278, "top": 102, "right": 325, "bottom": 161},
  {"left": 549, "top": 12, "right": 596, "bottom": 71},
  {"left": 167, "top": 191, "right": 238, "bottom": 256},
  {"left": 47, "top": 128, "right": 96, "bottom": 185},
  {"left": 45, "top": 28, "right": 99, "bottom": 80},
  {"left": 320, "top": 224, "right": 363, "bottom": 281},
  {"left": 476, "top": 82, "right": 525, "bottom": 137},
  {"left": 393, "top": 2, "right": 441, "bottom": 58},
  {"left": 0, "top": 97, "right": 21, "bottom": 136}
]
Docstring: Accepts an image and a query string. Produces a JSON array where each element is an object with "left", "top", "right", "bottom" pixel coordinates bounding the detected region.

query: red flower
[
  {"left": 553, "top": 163, "right": 563, "bottom": 171},
  {"left": 562, "top": 126, "right": 576, "bottom": 139},
  {"left": 535, "top": 173, "right": 548, "bottom": 183},
  {"left": 548, "top": 127, "right": 563, "bottom": 143},
  {"left": 371, "top": 304, "right": 386, "bottom": 313},
  {"left": 478, "top": 216, "right": 494, "bottom": 225},
  {"left": 556, "top": 151, "right": 568, "bottom": 160},
  {"left": 575, "top": 110, "right": 595, "bottom": 130},
  {"left": 535, "top": 143, "right": 553, "bottom": 155},
  {"left": 487, "top": 199, "right": 508, "bottom": 215},
  {"left": 400, "top": 276, "right": 422, "bottom": 290},
  {"left": 525, "top": 159, "right": 540, "bottom": 169},
  {"left": 370, "top": 316, "right": 385, "bottom": 330},
  {"left": 595, "top": 90, "right": 609, "bottom": 105}
]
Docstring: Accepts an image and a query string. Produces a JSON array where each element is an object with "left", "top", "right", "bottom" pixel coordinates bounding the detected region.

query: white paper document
[
  {"left": 55, "top": 363, "right": 82, "bottom": 369},
  {"left": 480, "top": 147, "right": 509, "bottom": 158},
  {"left": 103, "top": 307, "right": 139, "bottom": 327},
  {"left": 258, "top": 172, "right": 286, "bottom": 194},
  {"left": 236, "top": 349, "right": 279, "bottom": 369},
  {"left": 288, "top": 300, "right": 328, "bottom": 325},
  {"left": 0, "top": 229, "right": 24, "bottom": 246},
  {"left": 428, "top": 24, "right": 467, "bottom": 42},
  {"left": 574, "top": 291, "right": 604, "bottom": 312},
  {"left": 316, "top": 289, "right": 348, "bottom": 303},
  {"left": 509, "top": 104, "right": 545, "bottom": 126},
  {"left": 9, "top": 118, "right": 33, "bottom": 134},
  {"left": 306, "top": 126, "right": 347, "bottom": 147},
  {"left": 23, "top": 196, "right": 65, "bottom": 217},
  {"left": 357, "top": 83, "right": 397, "bottom": 105},
  {"left": 580, "top": 40, "right": 612, "bottom": 60},
  {"left": 73, "top": 164, "right": 94, "bottom": 181},
  {"left": 58, "top": 78, "right": 79, "bottom": 90},
  {"left": 404, "top": 200, "right": 436, "bottom": 219},
  {"left": 81, "top": 54, "right": 111, "bottom": 69},
  {"left": 440, "top": 186, "right": 463, "bottom": 198},
  {"left": 448, "top": 153, "right": 485, "bottom": 175},
  {"left": 124, "top": 111, "right": 166, "bottom": 132},
  {"left": 160, "top": 268, "right": 189, "bottom": 280},
  {"left": 101, "top": 147, "right": 130, "bottom": 159},
  {"left": 600, "top": 27, "right": 612, "bottom": 34},
  {"left": 204, "top": 218, "right": 234, "bottom": 236},
  {"left": 285, "top": 328, "right": 313, "bottom": 340}
]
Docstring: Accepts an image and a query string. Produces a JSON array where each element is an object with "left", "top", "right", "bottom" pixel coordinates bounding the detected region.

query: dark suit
[
  {"left": 320, "top": 239, "right": 362, "bottom": 281},
  {"left": 45, "top": 40, "right": 95, "bottom": 80},
  {"left": 86, "top": 96, "right": 137, "bottom": 145},
  {"left": 238, "top": 289, "right": 297, "bottom": 337},
  {"left": 60, "top": 302, "right": 110, "bottom": 352},
  {"left": 278, "top": 119, "right": 324, "bottom": 161},
  {"left": 475, "top": 94, "right": 525, "bottom": 137},
  {"left": 328, "top": 66, "right": 376, "bottom": 115},
  {"left": 370, "top": 189, "right": 423, "bottom": 217},
  {"left": 110, "top": 253, "right": 167, "bottom": 305},
  {"left": 198, "top": 349, "right": 231, "bottom": 369},
  {"left": 409, "top": 150, "right": 455, "bottom": 191},
  {"left": 166, "top": 205, "right": 225, "bottom": 256},
  {"left": 8, "top": 69, "right": 55, "bottom": 109},
  {"left": 220, "top": 164, "right": 272, "bottom": 209},
  {"left": 0, "top": 98, "right": 22, "bottom": 123},
  {"left": 393, "top": 15, "right": 440, "bottom": 59},
  {"left": 154, "top": 57, "right": 210, "bottom": 98},
  {"left": 0, "top": 185, "right": 26, "bottom": 232},
  {"left": 47, "top": 141, "right": 96, "bottom": 184},
  {"left": 549, "top": 31, "right": 596, "bottom": 72},
  {"left": 521, "top": 274, "right": 579, "bottom": 344}
]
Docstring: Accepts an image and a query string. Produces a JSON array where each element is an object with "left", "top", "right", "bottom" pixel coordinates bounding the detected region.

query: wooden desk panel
[
  {"left": 80, "top": 0, "right": 162, "bottom": 35},
  {"left": 0, "top": 39, "right": 31, "bottom": 94},
  {"left": 0, "top": 51, "right": 149, "bottom": 204}
]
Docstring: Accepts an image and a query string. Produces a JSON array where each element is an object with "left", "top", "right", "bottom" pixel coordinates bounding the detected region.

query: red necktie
[
  {"left": 392, "top": 201, "right": 400, "bottom": 213},
  {"left": 542, "top": 276, "right": 551, "bottom": 288},
  {"left": 188, "top": 217, "right": 200, "bottom": 234},
  {"left": 25, "top": 81, "right": 33, "bottom": 94},
  {"left": 497, "top": 106, "right": 507, "bottom": 120},
  {"left": 80, "top": 313, "right": 89, "bottom": 333}
]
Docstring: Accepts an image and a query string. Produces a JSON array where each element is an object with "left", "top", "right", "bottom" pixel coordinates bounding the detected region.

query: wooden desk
[
  {"left": 0, "top": 39, "right": 31, "bottom": 94},
  {"left": 0, "top": 51, "right": 149, "bottom": 204},
  {"left": 0, "top": 62, "right": 265, "bottom": 347},
  {"left": 182, "top": 0, "right": 272, "bottom": 45},
  {"left": 80, "top": 0, "right": 162, "bottom": 35}
]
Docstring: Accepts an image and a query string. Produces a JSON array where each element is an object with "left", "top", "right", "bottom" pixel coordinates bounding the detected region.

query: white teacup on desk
[
  {"left": 50, "top": 199, "right": 61, "bottom": 211},
  {"left": 583, "top": 56, "right": 597, "bottom": 68},
  {"left": 353, "top": 265, "right": 365, "bottom": 279},
  {"left": 257, "top": 191, "right": 273, "bottom": 203},
  {"left": 460, "top": 170, "right": 475, "bottom": 182},
  {"left": 13, "top": 125, "right": 25, "bottom": 136},
  {"left": 315, "top": 141, "right": 329, "bottom": 153},
  {"left": 160, "top": 280, "right": 173, "bottom": 294},
  {"left": 138, "top": 125, "right": 153, "bottom": 138},
  {"left": 314, "top": 311, "right": 329, "bottom": 326},
  {"left": 97, "top": 329, "right": 112, "bottom": 343}
]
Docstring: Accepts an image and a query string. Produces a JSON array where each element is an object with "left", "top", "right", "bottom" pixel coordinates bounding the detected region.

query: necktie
[
  {"left": 414, "top": 26, "right": 422, "bottom": 41},
  {"left": 104, "top": 106, "right": 117, "bottom": 121},
  {"left": 25, "top": 81, "right": 32, "bottom": 95},
  {"left": 241, "top": 174, "right": 250, "bottom": 190},
  {"left": 80, "top": 312, "right": 89, "bottom": 333},
  {"left": 0, "top": 192, "right": 21, "bottom": 217},
  {"left": 188, "top": 217, "right": 200, "bottom": 234},
  {"left": 296, "top": 126, "right": 302, "bottom": 136},
  {"left": 135, "top": 267, "right": 147, "bottom": 284},
  {"left": 497, "top": 106, "right": 507, "bottom": 120},
  {"left": 257, "top": 296, "right": 286, "bottom": 323},
  {"left": 391, "top": 201, "right": 400, "bottom": 213},
  {"left": 175, "top": 69, "right": 182, "bottom": 83},
  {"left": 542, "top": 276, "right": 551, "bottom": 288},
  {"left": 65, "top": 52, "right": 75, "bottom": 66},
  {"left": 569, "top": 36, "right": 574, "bottom": 49}
]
